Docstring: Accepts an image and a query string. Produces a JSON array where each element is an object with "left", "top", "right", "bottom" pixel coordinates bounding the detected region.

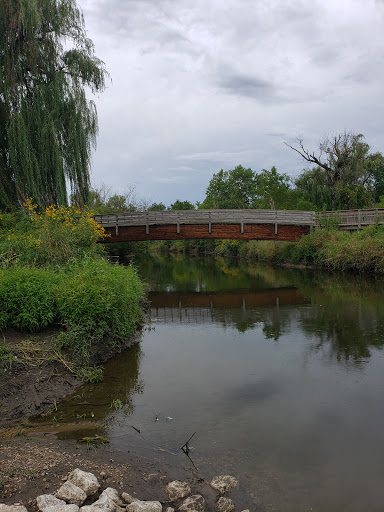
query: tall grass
[
  {"left": 243, "top": 224, "right": 384, "bottom": 273},
  {"left": 0, "top": 202, "right": 144, "bottom": 372}
]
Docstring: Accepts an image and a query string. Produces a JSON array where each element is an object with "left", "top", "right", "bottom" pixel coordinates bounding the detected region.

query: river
[{"left": 35, "top": 254, "right": 384, "bottom": 511}]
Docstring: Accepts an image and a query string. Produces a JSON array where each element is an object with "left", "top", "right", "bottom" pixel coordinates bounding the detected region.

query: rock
[
  {"left": 178, "top": 495, "right": 206, "bottom": 512},
  {"left": 165, "top": 508, "right": 175, "bottom": 512},
  {"left": 0, "top": 506, "right": 28, "bottom": 512},
  {"left": 36, "top": 494, "right": 79, "bottom": 512},
  {"left": 67, "top": 469, "right": 100, "bottom": 497},
  {"left": 56, "top": 481, "right": 87, "bottom": 506},
  {"left": 165, "top": 481, "right": 191, "bottom": 501},
  {"left": 121, "top": 493, "right": 139, "bottom": 504},
  {"left": 99, "top": 489, "right": 123, "bottom": 507},
  {"left": 81, "top": 491, "right": 124, "bottom": 512},
  {"left": 215, "top": 497, "right": 235, "bottom": 512},
  {"left": 81, "top": 497, "right": 119, "bottom": 512},
  {"left": 210, "top": 476, "right": 238, "bottom": 495},
  {"left": 126, "top": 501, "right": 162, "bottom": 512}
]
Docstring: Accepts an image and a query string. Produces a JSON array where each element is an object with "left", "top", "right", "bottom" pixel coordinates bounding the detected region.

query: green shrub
[
  {"left": 0, "top": 267, "right": 57, "bottom": 330},
  {"left": 55, "top": 258, "right": 144, "bottom": 359}
]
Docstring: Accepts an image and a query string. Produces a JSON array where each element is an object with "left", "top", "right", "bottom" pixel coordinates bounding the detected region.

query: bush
[
  {"left": 55, "top": 258, "right": 144, "bottom": 360},
  {"left": 0, "top": 267, "right": 57, "bottom": 330},
  {"left": 0, "top": 201, "right": 106, "bottom": 268}
]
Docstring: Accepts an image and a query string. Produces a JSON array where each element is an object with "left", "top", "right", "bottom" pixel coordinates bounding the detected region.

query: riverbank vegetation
[{"left": 0, "top": 202, "right": 144, "bottom": 380}]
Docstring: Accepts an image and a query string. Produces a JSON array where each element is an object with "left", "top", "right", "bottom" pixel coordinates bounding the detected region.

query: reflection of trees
[
  {"left": 136, "top": 254, "right": 273, "bottom": 293},
  {"left": 299, "top": 303, "right": 384, "bottom": 362},
  {"left": 140, "top": 252, "right": 384, "bottom": 364}
]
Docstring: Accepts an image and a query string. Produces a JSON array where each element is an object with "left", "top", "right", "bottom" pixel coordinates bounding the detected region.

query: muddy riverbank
[{"left": 0, "top": 329, "right": 142, "bottom": 429}]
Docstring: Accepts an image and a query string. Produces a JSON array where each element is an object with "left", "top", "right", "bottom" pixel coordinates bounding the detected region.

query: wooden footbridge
[{"left": 94, "top": 208, "right": 384, "bottom": 243}]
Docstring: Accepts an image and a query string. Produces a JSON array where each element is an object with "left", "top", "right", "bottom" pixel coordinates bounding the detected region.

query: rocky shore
[
  {"left": 0, "top": 468, "right": 246, "bottom": 512},
  {"left": 0, "top": 437, "right": 254, "bottom": 512}
]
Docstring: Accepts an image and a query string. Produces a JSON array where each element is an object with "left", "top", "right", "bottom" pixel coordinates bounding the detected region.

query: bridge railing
[
  {"left": 94, "top": 209, "right": 317, "bottom": 228},
  {"left": 316, "top": 208, "right": 384, "bottom": 230}
]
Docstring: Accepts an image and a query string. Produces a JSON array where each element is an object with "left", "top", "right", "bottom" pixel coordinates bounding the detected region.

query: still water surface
[{"left": 37, "top": 255, "right": 384, "bottom": 510}]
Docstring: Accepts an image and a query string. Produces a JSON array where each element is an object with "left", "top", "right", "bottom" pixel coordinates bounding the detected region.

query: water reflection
[{"left": 141, "top": 254, "right": 384, "bottom": 363}]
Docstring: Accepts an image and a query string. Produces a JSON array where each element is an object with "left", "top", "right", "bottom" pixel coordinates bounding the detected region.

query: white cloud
[{"left": 78, "top": 0, "right": 384, "bottom": 205}]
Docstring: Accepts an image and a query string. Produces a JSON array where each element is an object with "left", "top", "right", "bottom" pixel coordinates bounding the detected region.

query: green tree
[
  {"left": 201, "top": 165, "right": 257, "bottom": 209},
  {"left": 288, "top": 133, "right": 384, "bottom": 210},
  {"left": 0, "top": 0, "right": 107, "bottom": 210},
  {"left": 169, "top": 200, "right": 195, "bottom": 210},
  {"left": 148, "top": 202, "right": 167, "bottom": 211},
  {"left": 253, "top": 166, "right": 293, "bottom": 209}
]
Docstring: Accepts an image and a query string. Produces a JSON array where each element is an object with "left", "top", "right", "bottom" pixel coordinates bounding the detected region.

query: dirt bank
[{"left": 0, "top": 329, "right": 141, "bottom": 428}]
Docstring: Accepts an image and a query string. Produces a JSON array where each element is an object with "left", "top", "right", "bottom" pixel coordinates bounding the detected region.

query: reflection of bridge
[
  {"left": 149, "top": 288, "right": 305, "bottom": 308},
  {"left": 149, "top": 288, "right": 307, "bottom": 324},
  {"left": 95, "top": 208, "right": 384, "bottom": 243}
]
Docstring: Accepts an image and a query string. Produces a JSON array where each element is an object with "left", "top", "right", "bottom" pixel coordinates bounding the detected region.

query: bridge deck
[{"left": 93, "top": 208, "right": 384, "bottom": 243}]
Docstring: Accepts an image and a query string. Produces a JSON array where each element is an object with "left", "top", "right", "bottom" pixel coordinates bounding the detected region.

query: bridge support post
[
  {"left": 241, "top": 222, "right": 244, "bottom": 234},
  {"left": 146, "top": 224, "right": 149, "bottom": 235},
  {"left": 275, "top": 222, "right": 278, "bottom": 235},
  {"left": 115, "top": 215, "right": 119, "bottom": 236},
  {"left": 208, "top": 222, "right": 211, "bottom": 234},
  {"left": 177, "top": 223, "right": 180, "bottom": 234}
]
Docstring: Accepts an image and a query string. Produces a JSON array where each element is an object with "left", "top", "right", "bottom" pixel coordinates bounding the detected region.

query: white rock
[
  {"left": 36, "top": 494, "right": 79, "bottom": 512},
  {"left": 215, "top": 497, "right": 235, "bottom": 512},
  {"left": 210, "top": 476, "right": 238, "bottom": 495},
  {"left": 121, "top": 493, "right": 139, "bottom": 504},
  {"left": 0, "top": 506, "right": 28, "bottom": 512},
  {"left": 68, "top": 469, "right": 100, "bottom": 496},
  {"left": 165, "top": 481, "right": 191, "bottom": 502},
  {"left": 126, "top": 501, "right": 162, "bottom": 512},
  {"left": 81, "top": 494, "right": 122, "bottom": 512},
  {"left": 99, "top": 489, "right": 123, "bottom": 507},
  {"left": 56, "top": 481, "right": 87, "bottom": 506},
  {"left": 165, "top": 508, "right": 175, "bottom": 512},
  {"left": 178, "top": 495, "right": 206, "bottom": 512}
]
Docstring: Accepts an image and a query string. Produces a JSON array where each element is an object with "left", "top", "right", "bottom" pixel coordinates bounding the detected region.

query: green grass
[{"left": 242, "top": 224, "right": 384, "bottom": 273}]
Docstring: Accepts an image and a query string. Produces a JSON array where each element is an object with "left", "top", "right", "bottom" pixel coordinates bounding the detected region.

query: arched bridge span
[{"left": 94, "top": 208, "right": 384, "bottom": 243}]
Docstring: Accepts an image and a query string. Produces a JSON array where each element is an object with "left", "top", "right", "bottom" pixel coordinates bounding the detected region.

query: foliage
[
  {"left": 87, "top": 184, "right": 145, "bottom": 214},
  {"left": 252, "top": 167, "right": 293, "bottom": 209},
  {"left": 200, "top": 165, "right": 299, "bottom": 210},
  {"left": 0, "top": 0, "right": 107, "bottom": 210},
  {"left": 244, "top": 225, "right": 384, "bottom": 273},
  {"left": 56, "top": 259, "right": 143, "bottom": 349},
  {"left": 0, "top": 266, "right": 57, "bottom": 330},
  {"left": 0, "top": 205, "right": 144, "bottom": 371},
  {"left": 148, "top": 202, "right": 167, "bottom": 211},
  {"left": 0, "top": 340, "right": 13, "bottom": 371},
  {"left": 290, "top": 133, "right": 384, "bottom": 210},
  {"left": 168, "top": 200, "right": 195, "bottom": 210},
  {"left": 200, "top": 165, "right": 258, "bottom": 209},
  {"left": 0, "top": 200, "right": 106, "bottom": 267}
]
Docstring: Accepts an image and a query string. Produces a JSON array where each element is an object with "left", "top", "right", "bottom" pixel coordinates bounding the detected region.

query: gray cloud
[{"left": 77, "top": 0, "right": 384, "bottom": 205}]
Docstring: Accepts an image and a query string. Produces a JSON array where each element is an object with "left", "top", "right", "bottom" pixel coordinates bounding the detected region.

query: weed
[{"left": 110, "top": 398, "right": 123, "bottom": 410}]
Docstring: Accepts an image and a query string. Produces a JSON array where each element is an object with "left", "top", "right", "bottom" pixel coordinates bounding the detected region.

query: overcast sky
[{"left": 77, "top": 0, "right": 384, "bottom": 207}]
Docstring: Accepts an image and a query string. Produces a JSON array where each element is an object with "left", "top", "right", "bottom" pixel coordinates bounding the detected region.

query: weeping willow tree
[{"left": 0, "top": 0, "right": 108, "bottom": 210}]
